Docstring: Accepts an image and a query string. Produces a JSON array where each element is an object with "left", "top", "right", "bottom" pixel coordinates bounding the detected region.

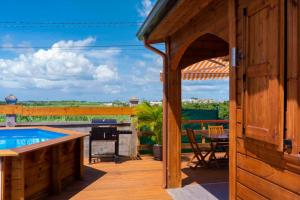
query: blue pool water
[{"left": 0, "top": 129, "right": 67, "bottom": 150}]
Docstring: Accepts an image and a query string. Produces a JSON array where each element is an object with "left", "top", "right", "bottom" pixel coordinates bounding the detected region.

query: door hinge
[
  {"left": 284, "top": 139, "right": 292, "bottom": 154},
  {"left": 243, "top": 8, "right": 248, "bottom": 16},
  {"left": 231, "top": 48, "right": 236, "bottom": 67}
]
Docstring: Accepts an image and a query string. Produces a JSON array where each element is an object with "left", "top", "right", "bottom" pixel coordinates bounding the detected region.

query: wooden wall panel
[
  {"left": 11, "top": 156, "right": 25, "bottom": 200},
  {"left": 237, "top": 153, "right": 300, "bottom": 195},
  {"left": 4, "top": 158, "right": 11, "bottom": 200},
  {"left": 237, "top": 182, "right": 267, "bottom": 200},
  {"left": 236, "top": 109, "right": 242, "bottom": 123},
  {"left": 236, "top": 138, "right": 285, "bottom": 168},
  {"left": 236, "top": 123, "right": 243, "bottom": 138},
  {"left": 235, "top": 1, "right": 300, "bottom": 198},
  {"left": 237, "top": 168, "right": 299, "bottom": 199},
  {"left": 286, "top": 0, "right": 300, "bottom": 155},
  {"left": 76, "top": 138, "right": 84, "bottom": 180},
  {"left": 1, "top": 140, "right": 82, "bottom": 200},
  {"left": 236, "top": 80, "right": 243, "bottom": 94},
  {"left": 24, "top": 148, "right": 52, "bottom": 199}
]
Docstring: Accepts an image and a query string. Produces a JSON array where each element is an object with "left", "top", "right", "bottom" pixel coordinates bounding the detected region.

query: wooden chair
[
  {"left": 208, "top": 125, "right": 224, "bottom": 136},
  {"left": 186, "top": 128, "right": 211, "bottom": 168},
  {"left": 208, "top": 125, "right": 228, "bottom": 167}
]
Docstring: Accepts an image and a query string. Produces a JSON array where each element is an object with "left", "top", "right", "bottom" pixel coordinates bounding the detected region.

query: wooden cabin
[{"left": 137, "top": 0, "right": 300, "bottom": 199}]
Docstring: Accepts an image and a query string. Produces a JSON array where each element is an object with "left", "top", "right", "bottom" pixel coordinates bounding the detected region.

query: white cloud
[
  {"left": 182, "top": 80, "right": 229, "bottom": 101},
  {"left": 182, "top": 85, "right": 219, "bottom": 92},
  {"left": 1, "top": 34, "right": 34, "bottom": 54},
  {"left": 138, "top": 0, "right": 155, "bottom": 18},
  {"left": 131, "top": 53, "right": 162, "bottom": 85},
  {"left": 52, "top": 37, "right": 95, "bottom": 48},
  {"left": 93, "top": 65, "right": 118, "bottom": 81},
  {"left": 0, "top": 37, "right": 120, "bottom": 94},
  {"left": 86, "top": 48, "right": 121, "bottom": 59}
]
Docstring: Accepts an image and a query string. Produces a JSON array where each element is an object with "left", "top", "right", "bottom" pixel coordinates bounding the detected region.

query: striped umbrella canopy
[
  {"left": 160, "top": 57, "right": 229, "bottom": 81},
  {"left": 182, "top": 57, "right": 229, "bottom": 80}
]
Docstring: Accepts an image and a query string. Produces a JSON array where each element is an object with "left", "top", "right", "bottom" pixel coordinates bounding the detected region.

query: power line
[
  {"left": 0, "top": 21, "right": 144, "bottom": 28},
  {"left": 0, "top": 44, "right": 163, "bottom": 50},
  {"left": 0, "top": 44, "right": 142, "bottom": 48},
  {"left": 0, "top": 21, "right": 143, "bottom": 24}
]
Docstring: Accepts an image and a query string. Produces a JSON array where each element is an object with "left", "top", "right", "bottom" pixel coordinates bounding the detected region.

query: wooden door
[{"left": 242, "top": 0, "right": 284, "bottom": 149}]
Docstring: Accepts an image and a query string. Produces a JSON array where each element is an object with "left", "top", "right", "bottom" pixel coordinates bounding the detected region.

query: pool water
[{"left": 0, "top": 129, "right": 67, "bottom": 150}]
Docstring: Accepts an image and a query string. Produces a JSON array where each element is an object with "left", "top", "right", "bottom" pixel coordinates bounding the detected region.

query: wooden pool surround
[{"left": 0, "top": 126, "right": 88, "bottom": 200}]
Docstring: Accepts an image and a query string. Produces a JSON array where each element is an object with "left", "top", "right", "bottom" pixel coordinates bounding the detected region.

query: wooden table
[{"left": 200, "top": 130, "right": 229, "bottom": 167}]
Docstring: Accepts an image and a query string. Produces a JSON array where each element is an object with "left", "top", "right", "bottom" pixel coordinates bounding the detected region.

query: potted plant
[{"left": 136, "top": 102, "right": 163, "bottom": 160}]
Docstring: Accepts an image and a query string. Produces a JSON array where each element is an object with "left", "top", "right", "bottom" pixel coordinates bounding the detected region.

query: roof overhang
[
  {"left": 136, "top": 0, "right": 178, "bottom": 42},
  {"left": 137, "top": 0, "right": 215, "bottom": 43}
]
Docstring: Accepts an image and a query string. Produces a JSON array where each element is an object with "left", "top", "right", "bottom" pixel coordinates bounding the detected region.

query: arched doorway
[
  {"left": 177, "top": 33, "right": 230, "bottom": 197},
  {"left": 162, "top": 31, "right": 230, "bottom": 189},
  {"left": 179, "top": 33, "right": 229, "bottom": 69}
]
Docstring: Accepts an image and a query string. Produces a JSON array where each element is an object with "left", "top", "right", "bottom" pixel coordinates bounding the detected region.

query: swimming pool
[
  {"left": 0, "top": 128, "right": 67, "bottom": 150},
  {"left": 0, "top": 127, "right": 88, "bottom": 200}
]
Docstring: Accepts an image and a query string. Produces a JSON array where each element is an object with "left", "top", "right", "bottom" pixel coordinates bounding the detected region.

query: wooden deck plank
[
  {"left": 45, "top": 153, "right": 228, "bottom": 200},
  {"left": 46, "top": 156, "right": 172, "bottom": 200}
]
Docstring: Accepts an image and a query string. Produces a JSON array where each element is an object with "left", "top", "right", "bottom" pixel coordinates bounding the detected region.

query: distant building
[
  {"left": 103, "top": 102, "right": 113, "bottom": 106},
  {"left": 182, "top": 98, "right": 216, "bottom": 104},
  {"left": 150, "top": 101, "right": 162, "bottom": 106},
  {"left": 129, "top": 97, "right": 139, "bottom": 107}
]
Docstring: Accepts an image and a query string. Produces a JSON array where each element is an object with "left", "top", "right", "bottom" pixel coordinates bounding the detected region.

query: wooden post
[
  {"left": 228, "top": 0, "right": 237, "bottom": 199},
  {"left": 11, "top": 156, "right": 25, "bottom": 200},
  {"left": 163, "top": 39, "right": 182, "bottom": 188},
  {"left": 51, "top": 145, "right": 61, "bottom": 194},
  {"left": 162, "top": 40, "right": 169, "bottom": 188}
]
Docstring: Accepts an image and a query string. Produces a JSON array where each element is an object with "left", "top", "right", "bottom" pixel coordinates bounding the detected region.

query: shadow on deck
[
  {"left": 46, "top": 154, "right": 228, "bottom": 200},
  {"left": 167, "top": 154, "right": 228, "bottom": 200},
  {"left": 46, "top": 156, "right": 171, "bottom": 200},
  {"left": 47, "top": 166, "right": 107, "bottom": 200}
]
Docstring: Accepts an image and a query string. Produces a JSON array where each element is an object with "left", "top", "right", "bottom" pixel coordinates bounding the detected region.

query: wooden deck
[
  {"left": 46, "top": 154, "right": 228, "bottom": 200},
  {"left": 46, "top": 156, "right": 171, "bottom": 200}
]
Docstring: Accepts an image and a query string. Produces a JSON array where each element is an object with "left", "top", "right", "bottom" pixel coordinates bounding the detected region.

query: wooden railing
[
  {"left": 182, "top": 119, "right": 229, "bottom": 124},
  {"left": 0, "top": 105, "right": 136, "bottom": 116},
  {"left": 181, "top": 119, "right": 229, "bottom": 149}
]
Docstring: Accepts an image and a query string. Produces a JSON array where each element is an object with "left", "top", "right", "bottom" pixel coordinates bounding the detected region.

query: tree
[{"left": 135, "top": 102, "right": 162, "bottom": 145}]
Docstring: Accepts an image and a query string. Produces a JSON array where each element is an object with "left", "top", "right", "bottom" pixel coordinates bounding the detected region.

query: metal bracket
[
  {"left": 231, "top": 48, "right": 236, "bottom": 67},
  {"left": 284, "top": 139, "right": 292, "bottom": 154}
]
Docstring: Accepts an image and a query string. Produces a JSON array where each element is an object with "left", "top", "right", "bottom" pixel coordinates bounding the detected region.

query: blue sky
[{"left": 0, "top": 0, "right": 228, "bottom": 102}]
